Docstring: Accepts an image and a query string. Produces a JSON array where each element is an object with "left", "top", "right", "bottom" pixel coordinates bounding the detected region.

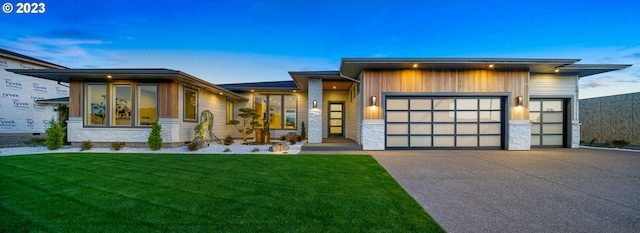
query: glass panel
[
  {"left": 330, "top": 127, "right": 342, "bottom": 134},
  {"left": 86, "top": 84, "right": 106, "bottom": 125},
  {"left": 387, "top": 99, "right": 408, "bottom": 110},
  {"left": 410, "top": 99, "right": 431, "bottom": 110},
  {"left": 480, "top": 136, "right": 502, "bottom": 146},
  {"left": 387, "top": 136, "right": 408, "bottom": 147},
  {"left": 387, "top": 112, "right": 408, "bottom": 122},
  {"left": 113, "top": 84, "right": 132, "bottom": 126},
  {"left": 479, "top": 111, "right": 501, "bottom": 122},
  {"left": 433, "top": 136, "right": 454, "bottom": 147},
  {"left": 387, "top": 124, "right": 408, "bottom": 134},
  {"left": 457, "top": 136, "right": 478, "bottom": 147},
  {"left": 137, "top": 84, "right": 157, "bottom": 126},
  {"left": 433, "top": 99, "right": 455, "bottom": 110},
  {"left": 410, "top": 124, "right": 431, "bottom": 135},
  {"left": 410, "top": 136, "right": 431, "bottom": 147},
  {"left": 542, "top": 135, "right": 563, "bottom": 146},
  {"left": 479, "top": 123, "right": 501, "bottom": 134},
  {"left": 433, "top": 124, "right": 454, "bottom": 134},
  {"left": 269, "top": 95, "right": 282, "bottom": 129},
  {"left": 330, "top": 103, "right": 343, "bottom": 111},
  {"left": 531, "top": 124, "right": 541, "bottom": 134},
  {"left": 410, "top": 111, "right": 431, "bottom": 122},
  {"left": 543, "top": 113, "right": 563, "bottom": 123},
  {"left": 330, "top": 119, "right": 342, "bottom": 126},
  {"left": 330, "top": 112, "right": 342, "bottom": 119},
  {"left": 479, "top": 98, "right": 501, "bottom": 110},
  {"left": 457, "top": 99, "right": 477, "bottom": 110},
  {"left": 531, "top": 135, "right": 541, "bottom": 146},
  {"left": 529, "top": 100, "right": 541, "bottom": 111},
  {"left": 543, "top": 101, "right": 562, "bottom": 111},
  {"left": 457, "top": 111, "right": 477, "bottom": 122},
  {"left": 529, "top": 112, "right": 541, "bottom": 123},
  {"left": 457, "top": 124, "right": 478, "bottom": 134},
  {"left": 543, "top": 124, "right": 563, "bottom": 134},
  {"left": 433, "top": 111, "right": 455, "bottom": 122},
  {"left": 184, "top": 89, "right": 197, "bottom": 121},
  {"left": 284, "top": 95, "right": 296, "bottom": 129},
  {"left": 254, "top": 95, "right": 266, "bottom": 126}
]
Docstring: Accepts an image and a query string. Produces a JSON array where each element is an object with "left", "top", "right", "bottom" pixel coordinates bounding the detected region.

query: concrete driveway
[{"left": 370, "top": 148, "right": 640, "bottom": 233}]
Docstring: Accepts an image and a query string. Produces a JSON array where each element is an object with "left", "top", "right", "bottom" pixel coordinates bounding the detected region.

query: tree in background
[{"left": 229, "top": 108, "right": 261, "bottom": 142}]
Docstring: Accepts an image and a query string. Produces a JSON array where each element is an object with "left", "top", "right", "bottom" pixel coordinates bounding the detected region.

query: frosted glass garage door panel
[
  {"left": 410, "top": 136, "right": 431, "bottom": 147},
  {"left": 529, "top": 101, "right": 541, "bottom": 111},
  {"left": 387, "top": 136, "right": 408, "bottom": 147},
  {"left": 479, "top": 98, "right": 501, "bottom": 110},
  {"left": 529, "top": 112, "right": 541, "bottom": 123},
  {"left": 542, "top": 135, "right": 563, "bottom": 146},
  {"left": 479, "top": 123, "right": 501, "bottom": 134},
  {"left": 543, "top": 101, "right": 562, "bottom": 111},
  {"left": 433, "top": 136, "right": 455, "bottom": 147},
  {"left": 387, "top": 99, "right": 408, "bottom": 110},
  {"left": 433, "top": 124, "right": 455, "bottom": 134},
  {"left": 480, "top": 136, "right": 501, "bottom": 146},
  {"left": 410, "top": 124, "right": 431, "bottom": 135},
  {"left": 457, "top": 136, "right": 478, "bottom": 147},
  {"left": 387, "top": 112, "right": 408, "bottom": 122},
  {"left": 543, "top": 124, "right": 563, "bottom": 134},
  {"left": 531, "top": 124, "right": 541, "bottom": 134},
  {"left": 434, "top": 99, "right": 455, "bottom": 110},
  {"left": 386, "top": 124, "right": 408, "bottom": 134},
  {"left": 479, "top": 111, "right": 501, "bottom": 122},
  {"left": 434, "top": 111, "right": 455, "bottom": 122},
  {"left": 410, "top": 99, "right": 431, "bottom": 110},
  {"left": 531, "top": 136, "right": 541, "bottom": 146},
  {"left": 456, "top": 111, "right": 477, "bottom": 122},
  {"left": 457, "top": 124, "right": 478, "bottom": 134},
  {"left": 457, "top": 99, "right": 477, "bottom": 110},
  {"left": 410, "top": 111, "right": 431, "bottom": 122},
  {"left": 543, "top": 113, "right": 563, "bottom": 123}
]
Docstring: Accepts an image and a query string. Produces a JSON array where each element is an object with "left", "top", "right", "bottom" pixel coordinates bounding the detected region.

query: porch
[{"left": 301, "top": 138, "right": 363, "bottom": 152}]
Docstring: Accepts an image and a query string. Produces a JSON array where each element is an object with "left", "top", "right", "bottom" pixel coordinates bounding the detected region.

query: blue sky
[{"left": 1, "top": 0, "right": 639, "bottom": 99}]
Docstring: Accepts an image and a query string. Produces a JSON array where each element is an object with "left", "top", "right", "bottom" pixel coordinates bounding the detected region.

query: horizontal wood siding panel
[
  {"left": 159, "top": 81, "right": 179, "bottom": 118},
  {"left": 362, "top": 70, "right": 529, "bottom": 120},
  {"left": 69, "top": 81, "right": 82, "bottom": 117}
]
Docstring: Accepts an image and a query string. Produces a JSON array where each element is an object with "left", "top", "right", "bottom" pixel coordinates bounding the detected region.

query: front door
[{"left": 329, "top": 103, "right": 344, "bottom": 137}]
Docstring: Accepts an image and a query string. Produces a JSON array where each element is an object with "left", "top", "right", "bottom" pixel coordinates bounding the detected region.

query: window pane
[
  {"left": 529, "top": 101, "right": 541, "bottom": 111},
  {"left": 479, "top": 111, "right": 501, "bottom": 122},
  {"left": 284, "top": 95, "right": 296, "bottom": 128},
  {"left": 387, "top": 136, "right": 408, "bottom": 147},
  {"left": 330, "top": 127, "right": 342, "bottom": 134},
  {"left": 330, "top": 112, "right": 342, "bottom": 118},
  {"left": 86, "top": 84, "right": 106, "bottom": 125},
  {"left": 457, "top": 136, "right": 478, "bottom": 147},
  {"left": 457, "top": 99, "right": 477, "bottom": 110},
  {"left": 410, "top": 136, "right": 431, "bottom": 147},
  {"left": 410, "top": 123, "right": 431, "bottom": 135},
  {"left": 330, "top": 103, "right": 342, "bottom": 111},
  {"left": 531, "top": 135, "right": 541, "bottom": 146},
  {"left": 184, "top": 89, "right": 197, "bottom": 121},
  {"left": 457, "top": 124, "right": 478, "bottom": 134},
  {"left": 479, "top": 123, "right": 501, "bottom": 134},
  {"left": 433, "top": 111, "right": 455, "bottom": 122},
  {"left": 387, "top": 112, "right": 408, "bottom": 122},
  {"left": 410, "top": 99, "right": 431, "bottom": 110},
  {"left": 457, "top": 111, "right": 477, "bottom": 122},
  {"left": 434, "top": 99, "right": 454, "bottom": 110},
  {"left": 531, "top": 124, "right": 541, "bottom": 134},
  {"left": 542, "top": 101, "right": 562, "bottom": 111},
  {"left": 330, "top": 119, "right": 342, "bottom": 126},
  {"left": 529, "top": 112, "right": 541, "bottom": 122},
  {"left": 113, "top": 85, "right": 132, "bottom": 126},
  {"left": 543, "top": 124, "right": 563, "bottom": 134},
  {"left": 387, "top": 99, "right": 408, "bottom": 110},
  {"left": 254, "top": 95, "right": 266, "bottom": 126},
  {"left": 137, "top": 84, "right": 157, "bottom": 126},
  {"left": 410, "top": 111, "right": 431, "bottom": 122},
  {"left": 542, "top": 135, "right": 563, "bottom": 145},
  {"left": 387, "top": 124, "right": 408, "bottom": 134},
  {"left": 433, "top": 136, "right": 454, "bottom": 147},
  {"left": 543, "top": 113, "right": 563, "bottom": 123},
  {"left": 226, "top": 100, "right": 234, "bottom": 124},
  {"left": 479, "top": 98, "right": 501, "bottom": 110},
  {"left": 269, "top": 95, "right": 282, "bottom": 129},
  {"left": 433, "top": 124, "right": 455, "bottom": 134},
  {"left": 480, "top": 136, "right": 501, "bottom": 146}
]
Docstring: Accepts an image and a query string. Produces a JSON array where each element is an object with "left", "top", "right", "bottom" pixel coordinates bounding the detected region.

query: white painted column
[
  {"left": 307, "top": 78, "right": 322, "bottom": 143},
  {"left": 508, "top": 120, "right": 531, "bottom": 150}
]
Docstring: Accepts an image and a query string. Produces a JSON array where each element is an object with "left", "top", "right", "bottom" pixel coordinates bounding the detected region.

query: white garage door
[{"left": 385, "top": 96, "right": 504, "bottom": 149}]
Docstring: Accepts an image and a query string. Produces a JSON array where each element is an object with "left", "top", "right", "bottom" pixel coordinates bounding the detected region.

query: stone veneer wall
[
  {"left": 580, "top": 92, "right": 640, "bottom": 145},
  {"left": 307, "top": 78, "right": 323, "bottom": 143},
  {"left": 67, "top": 117, "right": 183, "bottom": 148},
  {"left": 508, "top": 120, "right": 531, "bottom": 150},
  {"left": 362, "top": 119, "right": 384, "bottom": 150}
]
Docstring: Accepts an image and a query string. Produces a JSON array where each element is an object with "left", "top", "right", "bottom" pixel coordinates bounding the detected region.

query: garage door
[
  {"left": 385, "top": 96, "right": 505, "bottom": 149},
  {"left": 530, "top": 99, "right": 567, "bottom": 147}
]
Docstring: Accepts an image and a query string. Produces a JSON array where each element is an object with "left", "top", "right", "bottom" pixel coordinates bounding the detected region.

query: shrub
[
  {"left": 223, "top": 134, "right": 234, "bottom": 145},
  {"left": 28, "top": 138, "right": 46, "bottom": 147},
  {"left": 251, "top": 147, "right": 260, "bottom": 152},
  {"left": 280, "top": 135, "right": 286, "bottom": 141},
  {"left": 611, "top": 139, "right": 630, "bottom": 149},
  {"left": 148, "top": 121, "right": 163, "bottom": 150},
  {"left": 289, "top": 139, "right": 297, "bottom": 145},
  {"left": 110, "top": 141, "right": 126, "bottom": 151},
  {"left": 80, "top": 140, "right": 94, "bottom": 151},
  {"left": 300, "top": 121, "right": 306, "bottom": 140},
  {"left": 223, "top": 148, "right": 231, "bottom": 152},
  {"left": 187, "top": 141, "right": 200, "bottom": 151},
  {"left": 45, "top": 119, "right": 65, "bottom": 150}
]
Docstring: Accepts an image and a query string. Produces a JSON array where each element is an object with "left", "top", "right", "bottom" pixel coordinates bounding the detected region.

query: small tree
[
  {"left": 300, "top": 121, "right": 306, "bottom": 140},
  {"left": 45, "top": 118, "right": 65, "bottom": 150},
  {"left": 229, "top": 108, "right": 261, "bottom": 142},
  {"left": 148, "top": 121, "right": 163, "bottom": 150}
]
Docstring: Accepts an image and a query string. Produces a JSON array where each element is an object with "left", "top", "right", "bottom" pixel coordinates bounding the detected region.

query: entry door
[{"left": 329, "top": 103, "right": 344, "bottom": 137}]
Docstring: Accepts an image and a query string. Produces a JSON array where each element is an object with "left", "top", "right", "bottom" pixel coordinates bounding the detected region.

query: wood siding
[
  {"left": 362, "top": 70, "right": 530, "bottom": 120},
  {"left": 159, "top": 81, "right": 179, "bottom": 118},
  {"left": 69, "top": 81, "right": 82, "bottom": 117}
]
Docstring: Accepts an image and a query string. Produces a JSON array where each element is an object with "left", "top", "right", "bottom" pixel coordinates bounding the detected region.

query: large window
[
  {"left": 226, "top": 99, "right": 234, "bottom": 124},
  {"left": 184, "top": 88, "right": 197, "bottom": 121},
  {"left": 84, "top": 83, "right": 157, "bottom": 127},
  {"left": 254, "top": 94, "right": 297, "bottom": 129}
]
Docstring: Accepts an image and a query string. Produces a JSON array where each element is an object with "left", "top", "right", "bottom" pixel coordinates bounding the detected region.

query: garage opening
[
  {"left": 385, "top": 96, "right": 506, "bottom": 149},
  {"left": 530, "top": 99, "right": 569, "bottom": 147}
]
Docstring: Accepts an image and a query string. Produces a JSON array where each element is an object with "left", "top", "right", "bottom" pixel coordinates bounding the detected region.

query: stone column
[
  {"left": 508, "top": 120, "right": 531, "bottom": 150},
  {"left": 307, "top": 78, "right": 322, "bottom": 143}
]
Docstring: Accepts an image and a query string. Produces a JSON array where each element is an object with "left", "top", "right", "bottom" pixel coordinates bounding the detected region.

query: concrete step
[{"left": 301, "top": 143, "right": 363, "bottom": 151}]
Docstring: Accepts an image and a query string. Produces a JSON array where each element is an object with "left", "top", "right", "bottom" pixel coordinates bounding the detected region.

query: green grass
[{"left": 0, "top": 153, "right": 444, "bottom": 232}]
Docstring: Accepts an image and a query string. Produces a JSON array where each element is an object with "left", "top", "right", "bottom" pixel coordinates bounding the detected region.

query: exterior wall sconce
[
  {"left": 516, "top": 96, "right": 523, "bottom": 107},
  {"left": 371, "top": 96, "right": 377, "bottom": 106},
  {"left": 313, "top": 100, "right": 318, "bottom": 109}
]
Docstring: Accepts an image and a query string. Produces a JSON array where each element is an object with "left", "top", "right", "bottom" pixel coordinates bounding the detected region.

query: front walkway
[{"left": 370, "top": 148, "right": 640, "bottom": 233}]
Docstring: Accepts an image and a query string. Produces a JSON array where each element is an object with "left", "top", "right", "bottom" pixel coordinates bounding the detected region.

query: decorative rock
[
  {"left": 269, "top": 142, "right": 289, "bottom": 152},
  {"left": 285, "top": 132, "right": 298, "bottom": 142}
]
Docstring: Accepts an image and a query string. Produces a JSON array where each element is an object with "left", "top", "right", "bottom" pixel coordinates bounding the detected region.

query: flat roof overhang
[
  {"left": 289, "top": 71, "right": 357, "bottom": 91},
  {"left": 5, "top": 68, "right": 247, "bottom": 100}
]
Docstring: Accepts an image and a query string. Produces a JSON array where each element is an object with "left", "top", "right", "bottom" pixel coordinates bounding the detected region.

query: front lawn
[{"left": 0, "top": 153, "right": 444, "bottom": 232}]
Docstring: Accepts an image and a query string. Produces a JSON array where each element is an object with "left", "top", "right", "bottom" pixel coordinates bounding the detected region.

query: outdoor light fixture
[
  {"left": 488, "top": 64, "right": 494, "bottom": 69},
  {"left": 313, "top": 100, "right": 318, "bottom": 109},
  {"left": 412, "top": 63, "right": 419, "bottom": 69},
  {"left": 554, "top": 68, "right": 560, "bottom": 73},
  {"left": 516, "top": 96, "right": 523, "bottom": 107},
  {"left": 371, "top": 96, "right": 377, "bottom": 106}
]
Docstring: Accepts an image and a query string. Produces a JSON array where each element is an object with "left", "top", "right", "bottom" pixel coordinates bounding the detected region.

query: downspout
[{"left": 339, "top": 72, "right": 360, "bottom": 83}]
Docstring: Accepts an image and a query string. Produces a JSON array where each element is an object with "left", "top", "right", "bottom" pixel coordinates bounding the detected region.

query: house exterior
[
  {"left": 0, "top": 49, "right": 68, "bottom": 146},
  {"left": 8, "top": 58, "right": 630, "bottom": 150}
]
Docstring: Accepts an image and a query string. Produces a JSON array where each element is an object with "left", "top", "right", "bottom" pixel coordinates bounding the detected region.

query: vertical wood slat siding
[
  {"left": 69, "top": 81, "right": 82, "bottom": 117},
  {"left": 362, "top": 70, "right": 529, "bottom": 120},
  {"left": 159, "top": 81, "right": 179, "bottom": 118}
]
